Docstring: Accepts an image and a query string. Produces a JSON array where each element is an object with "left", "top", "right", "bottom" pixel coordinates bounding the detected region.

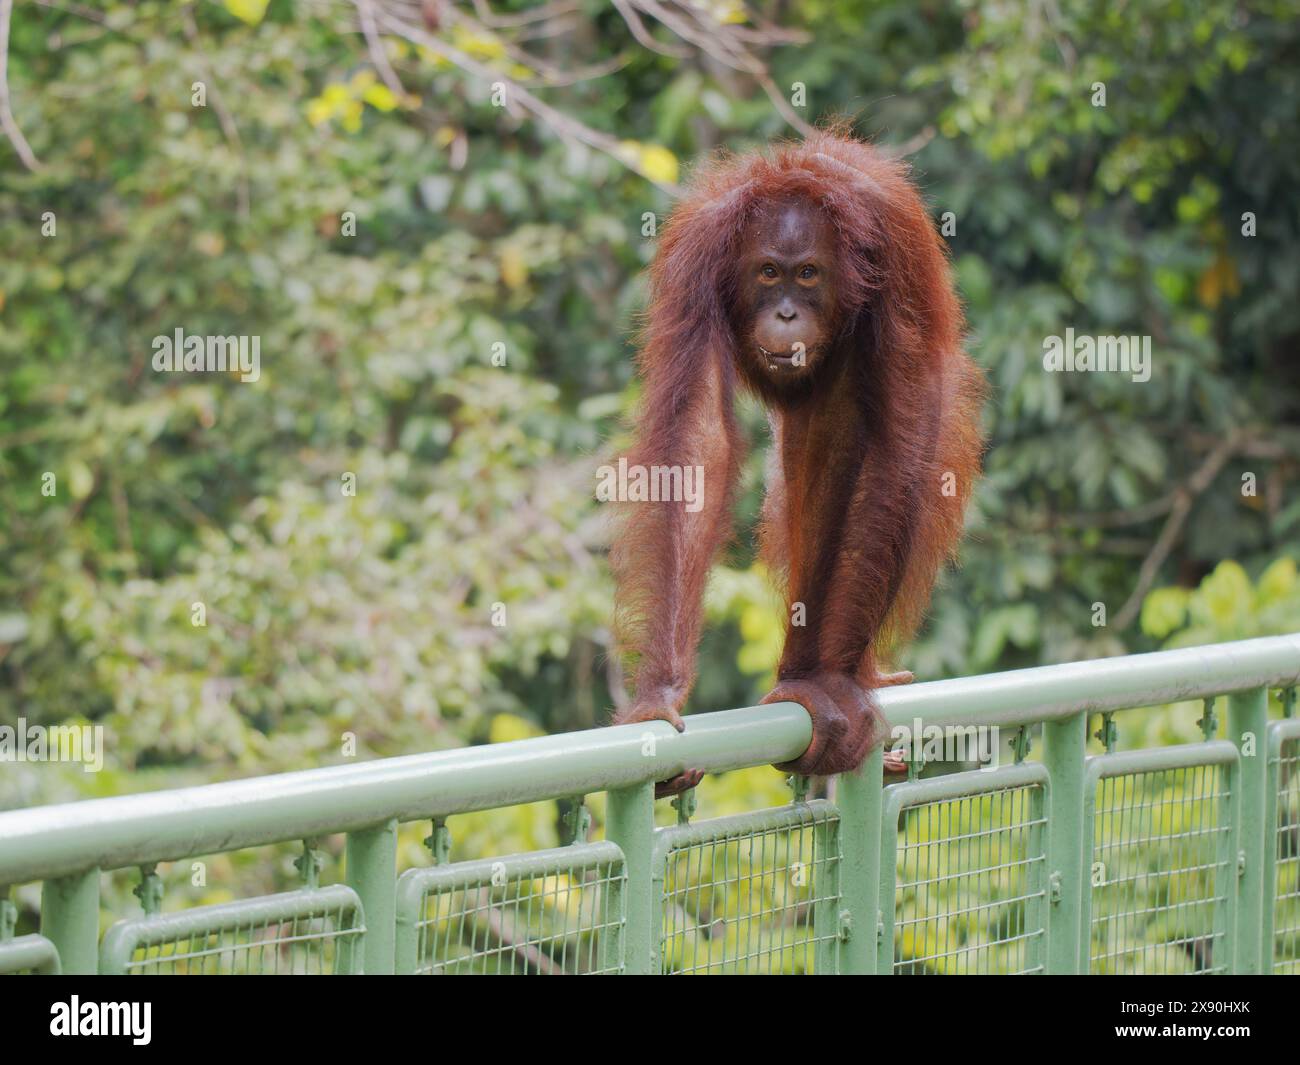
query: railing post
[
  {"left": 836, "top": 746, "right": 883, "bottom": 975},
  {"left": 1228, "top": 686, "right": 1269, "bottom": 973},
  {"left": 40, "top": 868, "right": 100, "bottom": 974},
  {"left": 1042, "top": 713, "right": 1087, "bottom": 973},
  {"left": 606, "top": 782, "right": 655, "bottom": 974},
  {"left": 346, "top": 819, "right": 398, "bottom": 975}
]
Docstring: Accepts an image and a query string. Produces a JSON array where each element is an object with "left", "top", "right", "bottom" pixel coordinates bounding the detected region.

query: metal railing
[{"left": 1, "top": 635, "right": 1298, "bottom": 974}]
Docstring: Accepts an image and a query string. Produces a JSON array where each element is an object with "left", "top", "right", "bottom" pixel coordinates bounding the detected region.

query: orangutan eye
[
  {"left": 798, "top": 265, "right": 818, "bottom": 280},
  {"left": 760, "top": 263, "right": 779, "bottom": 279}
]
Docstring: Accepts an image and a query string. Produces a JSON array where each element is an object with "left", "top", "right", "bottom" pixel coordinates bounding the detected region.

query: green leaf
[
  {"left": 224, "top": 0, "right": 269, "bottom": 26},
  {"left": 1257, "top": 557, "right": 1296, "bottom": 605},
  {"left": 1140, "top": 587, "right": 1189, "bottom": 639},
  {"left": 1192, "top": 561, "right": 1253, "bottom": 628}
]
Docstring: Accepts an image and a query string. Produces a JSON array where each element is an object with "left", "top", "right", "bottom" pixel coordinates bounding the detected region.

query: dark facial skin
[{"left": 734, "top": 200, "right": 840, "bottom": 381}]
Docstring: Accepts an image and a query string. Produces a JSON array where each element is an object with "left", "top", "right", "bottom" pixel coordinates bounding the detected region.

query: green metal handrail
[
  {"left": 1, "top": 633, "right": 1298, "bottom": 975},
  {"left": 0, "top": 701, "right": 811, "bottom": 885},
  {"left": 4, "top": 635, "right": 1296, "bottom": 884},
  {"left": 877, "top": 633, "right": 1300, "bottom": 727}
]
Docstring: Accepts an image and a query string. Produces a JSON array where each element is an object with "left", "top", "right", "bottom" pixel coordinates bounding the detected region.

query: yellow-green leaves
[
  {"left": 307, "top": 83, "right": 363, "bottom": 132},
  {"left": 1143, "top": 558, "right": 1300, "bottom": 646},
  {"left": 306, "top": 71, "right": 412, "bottom": 133},
  {"left": 498, "top": 245, "right": 529, "bottom": 291},
  {"left": 67, "top": 461, "right": 96, "bottom": 500},
  {"left": 223, "top": 0, "right": 269, "bottom": 26},
  {"left": 619, "top": 141, "right": 680, "bottom": 186},
  {"left": 1258, "top": 557, "right": 1297, "bottom": 604},
  {"left": 1140, "top": 586, "right": 1190, "bottom": 639},
  {"left": 417, "top": 26, "right": 533, "bottom": 80},
  {"left": 489, "top": 713, "right": 544, "bottom": 744},
  {"left": 1193, "top": 560, "right": 1253, "bottom": 629}
]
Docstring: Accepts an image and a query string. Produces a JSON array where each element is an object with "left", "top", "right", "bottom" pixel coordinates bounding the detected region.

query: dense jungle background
[{"left": 1, "top": 1, "right": 1298, "bottom": 941}]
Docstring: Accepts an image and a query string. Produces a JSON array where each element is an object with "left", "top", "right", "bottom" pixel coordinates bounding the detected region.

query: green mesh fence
[
  {"left": 879, "top": 763, "right": 1050, "bottom": 974},
  {"left": 1086, "top": 744, "right": 1238, "bottom": 975},
  {"left": 98, "top": 885, "right": 365, "bottom": 974},
  {"left": 1273, "top": 724, "right": 1300, "bottom": 973},
  {"left": 3, "top": 662, "right": 1299, "bottom": 977},
  {"left": 394, "top": 842, "right": 626, "bottom": 974},
  {"left": 0, "top": 934, "right": 61, "bottom": 975},
  {"left": 652, "top": 800, "right": 842, "bottom": 975}
]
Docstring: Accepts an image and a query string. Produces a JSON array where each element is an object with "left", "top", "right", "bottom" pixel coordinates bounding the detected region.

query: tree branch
[
  {"left": 1112, "top": 428, "right": 1245, "bottom": 631},
  {"left": 182, "top": 3, "right": 250, "bottom": 219},
  {"left": 611, "top": 0, "right": 690, "bottom": 59},
  {"left": 357, "top": 0, "right": 408, "bottom": 96},
  {"left": 367, "top": 3, "right": 684, "bottom": 194},
  {"left": 0, "top": 0, "right": 40, "bottom": 170}
]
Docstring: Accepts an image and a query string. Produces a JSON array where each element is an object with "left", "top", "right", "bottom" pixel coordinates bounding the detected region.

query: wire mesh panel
[
  {"left": 99, "top": 885, "right": 365, "bottom": 974},
  {"left": 1084, "top": 742, "right": 1238, "bottom": 975},
  {"left": 0, "top": 934, "right": 60, "bottom": 974},
  {"left": 394, "top": 842, "right": 625, "bottom": 974},
  {"left": 1270, "top": 721, "right": 1300, "bottom": 974},
  {"left": 652, "top": 800, "right": 841, "bottom": 975},
  {"left": 878, "top": 763, "right": 1049, "bottom": 975}
]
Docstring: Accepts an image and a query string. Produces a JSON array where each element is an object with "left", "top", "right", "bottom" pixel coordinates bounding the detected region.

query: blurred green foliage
[{"left": 1, "top": 1, "right": 1299, "bottom": 918}]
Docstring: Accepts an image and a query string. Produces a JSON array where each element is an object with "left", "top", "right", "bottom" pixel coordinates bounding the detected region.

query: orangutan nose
[{"left": 776, "top": 307, "right": 797, "bottom": 321}]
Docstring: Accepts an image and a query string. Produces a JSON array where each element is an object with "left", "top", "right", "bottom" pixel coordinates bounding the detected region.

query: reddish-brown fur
[{"left": 609, "top": 130, "right": 985, "bottom": 787}]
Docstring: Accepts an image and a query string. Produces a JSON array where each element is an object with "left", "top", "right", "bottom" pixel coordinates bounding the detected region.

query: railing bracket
[
  {"left": 1094, "top": 712, "right": 1117, "bottom": 753},
  {"left": 1012, "top": 725, "right": 1032, "bottom": 763},
  {"left": 294, "top": 840, "right": 322, "bottom": 889},
  {"left": 133, "top": 864, "right": 163, "bottom": 915},
  {"left": 560, "top": 796, "right": 592, "bottom": 844},
  {"left": 1197, "top": 698, "right": 1218, "bottom": 741},
  {"left": 787, "top": 774, "right": 811, "bottom": 804},
  {"left": 425, "top": 818, "right": 452, "bottom": 866}
]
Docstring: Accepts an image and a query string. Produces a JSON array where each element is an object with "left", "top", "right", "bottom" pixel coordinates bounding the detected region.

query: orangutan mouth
[{"left": 759, "top": 345, "right": 807, "bottom": 370}]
